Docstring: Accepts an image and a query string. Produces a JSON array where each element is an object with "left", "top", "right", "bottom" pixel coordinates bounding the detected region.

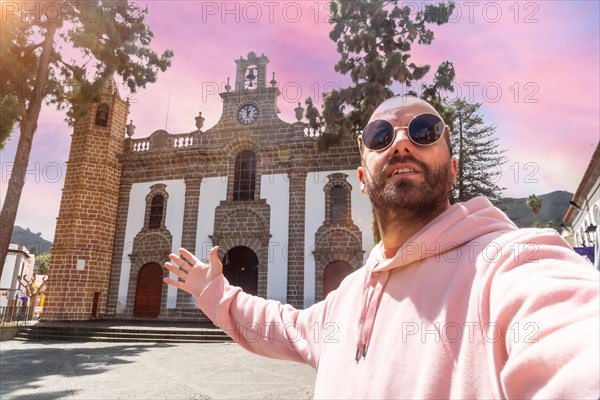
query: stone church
[{"left": 43, "top": 52, "right": 375, "bottom": 321}]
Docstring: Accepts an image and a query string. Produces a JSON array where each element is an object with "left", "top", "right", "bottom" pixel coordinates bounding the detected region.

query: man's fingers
[
  {"left": 168, "top": 253, "right": 193, "bottom": 271},
  {"left": 163, "top": 277, "right": 183, "bottom": 289},
  {"left": 178, "top": 248, "right": 199, "bottom": 266},
  {"left": 164, "top": 262, "right": 187, "bottom": 280},
  {"left": 209, "top": 246, "right": 222, "bottom": 269}
]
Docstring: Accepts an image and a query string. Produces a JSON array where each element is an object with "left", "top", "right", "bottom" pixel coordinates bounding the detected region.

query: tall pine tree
[
  {"left": 0, "top": 0, "right": 173, "bottom": 274},
  {"left": 306, "top": 0, "right": 456, "bottom": 150},
  {"left": 447, "top": 98, "right": 506, "bottom": 202}
]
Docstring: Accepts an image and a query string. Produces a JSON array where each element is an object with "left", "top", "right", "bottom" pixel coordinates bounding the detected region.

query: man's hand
[{"left": 163, "top": 246, "right": 223, "bottom": 297}]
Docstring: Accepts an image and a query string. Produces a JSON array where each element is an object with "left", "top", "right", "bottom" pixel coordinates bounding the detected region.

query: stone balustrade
[
  {"left": 131, "top": 139, "right": 150, "bottom": 152},
  {"left": 170, "top": 133, "right": 195, "bottom": 148}
]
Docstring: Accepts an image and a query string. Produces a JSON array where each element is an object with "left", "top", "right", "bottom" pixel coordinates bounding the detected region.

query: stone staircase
[{"left": 14, "top": 320, "right": 233, "bottom": 343}]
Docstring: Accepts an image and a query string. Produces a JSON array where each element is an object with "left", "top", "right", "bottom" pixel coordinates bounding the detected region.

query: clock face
[{"left": 238, "top": 104, "right": 259, "bottom": 125}]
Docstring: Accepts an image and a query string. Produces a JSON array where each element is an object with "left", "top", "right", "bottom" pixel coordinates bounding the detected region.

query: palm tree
[
  {"left": 527, "top": 194, "right": 543, "bottom": 227},
  {"left": 526, "top": 194, "right": 542, "bottom": 215}
]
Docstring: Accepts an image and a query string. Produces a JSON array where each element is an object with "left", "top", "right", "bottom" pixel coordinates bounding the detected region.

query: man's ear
[
  {"left": 450, "top": 156, "right": 458, "bottom": 183},
  {"left": 357, "top": 166, "right": 367, "bottom": 194}
]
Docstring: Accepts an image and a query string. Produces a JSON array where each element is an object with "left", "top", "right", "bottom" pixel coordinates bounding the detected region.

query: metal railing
[{"left": 0, "top": 306, "right": 35, "bottom": 325}]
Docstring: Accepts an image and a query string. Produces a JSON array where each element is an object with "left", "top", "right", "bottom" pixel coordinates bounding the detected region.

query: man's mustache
[{"left": 379, "top": 155, "right": 430, "bottom": 180}]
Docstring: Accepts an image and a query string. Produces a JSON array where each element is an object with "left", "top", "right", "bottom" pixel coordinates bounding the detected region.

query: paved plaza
[{"left": 0, "top": 340, "right": 316, "bottom": 399}]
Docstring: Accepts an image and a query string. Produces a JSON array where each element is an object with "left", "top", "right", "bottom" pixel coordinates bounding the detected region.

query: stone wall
[{"left": 44, "top": 83, "right": 128, "bottom": 321}]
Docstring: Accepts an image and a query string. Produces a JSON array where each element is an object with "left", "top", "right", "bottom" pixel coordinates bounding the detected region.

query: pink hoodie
[{"left": 197, "top": 197, "right": 600, "bottom": 399}]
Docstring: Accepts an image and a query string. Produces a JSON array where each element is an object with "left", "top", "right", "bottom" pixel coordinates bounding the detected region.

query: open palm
[{"left": 163, "top": 246, "right": 223, "bottom": 297}]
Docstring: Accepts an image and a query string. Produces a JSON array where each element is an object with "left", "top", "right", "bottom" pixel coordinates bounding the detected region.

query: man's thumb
[{"left": 209, "top": 246, "right": 222, "bottom": 270}]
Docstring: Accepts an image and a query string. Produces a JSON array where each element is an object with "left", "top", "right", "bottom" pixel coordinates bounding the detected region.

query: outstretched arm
[
  {"left": 485, "top": 230, "right": 600, "bottom": 398},
  {"left": 163, "top": 247, "right": 326, "bottom": 368}
]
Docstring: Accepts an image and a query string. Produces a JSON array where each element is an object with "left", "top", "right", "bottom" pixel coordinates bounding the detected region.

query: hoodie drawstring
[{"left": 356, "top": 266, "right": 389, "bottom": 363}]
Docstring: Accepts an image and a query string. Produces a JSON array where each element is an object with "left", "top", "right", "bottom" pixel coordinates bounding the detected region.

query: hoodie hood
[{"left": 355, "top": 197, "right": 518, "bottom": 362}]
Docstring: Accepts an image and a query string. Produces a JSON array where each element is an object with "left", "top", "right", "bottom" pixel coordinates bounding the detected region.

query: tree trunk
[
  {"left": 28, "top": 294, "right": 38, "bottom": 320},
  {"left": 457, "top": 110, "right": 464, "bottom": 201},
  {"left": 0, "top": 23, "right": 57, "bottom": 276}
]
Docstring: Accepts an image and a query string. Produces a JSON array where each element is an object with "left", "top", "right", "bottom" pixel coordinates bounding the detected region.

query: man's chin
[
  {"left": 386, "top": 172, "right": 425, "bottom": 184},
  {"left": 375, "top": 183, "right": 432, "bottom": 208},
  {"left": 389, "top": 179, "right": 422, "bottom": 194}
]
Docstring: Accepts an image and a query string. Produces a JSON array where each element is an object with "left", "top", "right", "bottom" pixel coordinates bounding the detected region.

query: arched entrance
[
  {"left": 134, "top": 263, "right": 163, "bottom": 317},
  {"left": 323, "top": 260, "right": 354, "bottom": 297},
  {"left": 222, "top": 246, "right": 258, "bottom": 295}
]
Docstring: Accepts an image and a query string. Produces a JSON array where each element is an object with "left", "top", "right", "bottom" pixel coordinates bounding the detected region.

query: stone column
[
  {"left": 286, "top": 168, "right": 307, "bottom": 308},
  {"left": 176, "top": 176, "right": 202, "bottom": 310},
  {"left": 105, "top": 181, "right": 133, "bottom": 316}
]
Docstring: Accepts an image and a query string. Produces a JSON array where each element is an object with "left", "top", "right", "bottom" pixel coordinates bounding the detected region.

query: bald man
[{"left": 165, "top": 96, "right": 599, "bottom": 399}]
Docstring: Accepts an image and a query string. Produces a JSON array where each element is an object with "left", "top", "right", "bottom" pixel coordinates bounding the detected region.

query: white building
[
  {"left": 0, "top": 244, "right": 35, "bottom": 307},
  {"left": 563, "top": 142, "right": 600, "bottom": 269}
]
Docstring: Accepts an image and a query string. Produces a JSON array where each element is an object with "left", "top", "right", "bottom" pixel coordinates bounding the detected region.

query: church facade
[{"left": 43, "top": 52, "right": 375, "bottom": 321}]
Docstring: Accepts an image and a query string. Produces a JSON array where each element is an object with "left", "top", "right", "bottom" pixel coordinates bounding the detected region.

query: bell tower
[
  {"left": 217, "top": 52, "right": 281, "bottom": 129},
  {"left": 234, "top": 51, "right": 270, "bottom": 90},
  {"left": 43, "top": 78, "right": 128, "bottom": 320}
]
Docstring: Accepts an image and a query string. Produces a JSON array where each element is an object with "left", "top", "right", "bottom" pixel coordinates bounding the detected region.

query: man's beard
[{"left": 364, "top": 155, "right": 453, "bottom": 220}]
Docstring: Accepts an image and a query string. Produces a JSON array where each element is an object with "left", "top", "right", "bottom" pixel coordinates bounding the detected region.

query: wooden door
[
  {"left": 323, "top": 261, "right": 354, "bottom": 298},
  {"left": 134, "top": 263, "right": 163, "bottom": 318},
  {"left": 91, "top": 292, "right": 100, "bottom": 319}
]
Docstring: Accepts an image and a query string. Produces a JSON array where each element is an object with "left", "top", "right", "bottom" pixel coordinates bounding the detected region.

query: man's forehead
[{"left": 369, "top": 97, "right": 438, "bottom": 124}]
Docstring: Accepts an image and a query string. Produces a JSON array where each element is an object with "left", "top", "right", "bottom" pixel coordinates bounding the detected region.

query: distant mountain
[
  {"left": 10, "top": 226, "right": 53, "bottom": 255},
  {"left": 494, "top": 191, "right": 573, "bottom": 228}
]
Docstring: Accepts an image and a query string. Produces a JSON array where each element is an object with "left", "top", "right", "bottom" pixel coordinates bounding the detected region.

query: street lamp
[
  {"left": 585, "top": 224, "right": 598, "bottom": 244},
  {"left": 585, "top": 224, "right": 600, "bottom": 270}
]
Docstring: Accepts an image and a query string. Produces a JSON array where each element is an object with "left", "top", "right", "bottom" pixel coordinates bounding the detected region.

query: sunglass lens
[
  {"left": 409, "top": 114, "right": 444, "bottom": 145},
  {"left": 362, "top": 120, "right": 394, "bottom": 150}
]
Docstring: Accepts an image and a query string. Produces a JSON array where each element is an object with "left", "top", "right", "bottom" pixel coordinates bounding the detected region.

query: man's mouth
[{"left": 387, "top": 164, "right": 421, "bottom": 178}]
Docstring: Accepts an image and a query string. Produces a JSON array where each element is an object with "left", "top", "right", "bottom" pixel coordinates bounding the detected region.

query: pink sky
[{"left": 1, "top": 1, "right": 599, "bottom": 241}]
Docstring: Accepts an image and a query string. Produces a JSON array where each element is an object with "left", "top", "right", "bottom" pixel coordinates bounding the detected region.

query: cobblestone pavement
[{"left": 0, "top": 341, "right": 316, "bottom": 399}]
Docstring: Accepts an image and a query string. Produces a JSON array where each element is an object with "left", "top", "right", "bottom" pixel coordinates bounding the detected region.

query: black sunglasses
[{"left": 360, "top": 113, "right": 446, "bottom": 151}]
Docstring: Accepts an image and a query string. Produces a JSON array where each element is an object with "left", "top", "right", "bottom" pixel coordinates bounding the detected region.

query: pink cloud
[{"left": 409, "top": 1, "right": 599, "bottom": 197}]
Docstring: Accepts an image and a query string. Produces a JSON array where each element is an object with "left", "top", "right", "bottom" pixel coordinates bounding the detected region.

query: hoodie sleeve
[
  {"left": 195, "top": 274, "right": 326, "bottom": 369},
  {"left": 481, "top": 229, "right": 599, "bottom": 399}
]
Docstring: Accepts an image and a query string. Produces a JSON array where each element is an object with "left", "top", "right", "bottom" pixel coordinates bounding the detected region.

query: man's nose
[{"left": 388, "top": 127, "right": 413, "bottom": 154}]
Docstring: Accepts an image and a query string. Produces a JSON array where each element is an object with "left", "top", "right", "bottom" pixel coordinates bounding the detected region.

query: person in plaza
[{"left": 164, "top": 95, "right": 599, "bottom": 399}]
